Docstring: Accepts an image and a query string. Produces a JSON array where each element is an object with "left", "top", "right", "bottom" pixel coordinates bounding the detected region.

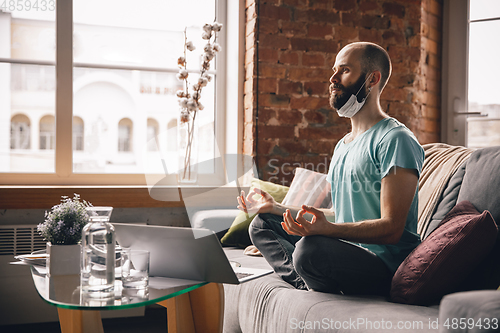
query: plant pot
[{"left": 46, "top": 242, "right": 82, "bottom": 276}]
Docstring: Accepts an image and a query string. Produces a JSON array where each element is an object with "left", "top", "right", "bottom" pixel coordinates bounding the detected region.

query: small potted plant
[{"left": 38, "top": 194, "right": 91, "bottom": 276}]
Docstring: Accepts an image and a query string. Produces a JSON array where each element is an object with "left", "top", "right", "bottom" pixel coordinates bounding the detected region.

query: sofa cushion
[
  {"left": 422, "top": 162, "right": 467, "bottom": 240},
  {"left": 390, "top": 201, "right": 498, "bottom": 306},
  {"left": 456, "top": 146, "right": 500, "bottom": 290},
  {"left": 281, "top": 167, "right": 332, "bottom": 209},
  {"left": 220, "top": 179, "right": 288, "bottom": 248}
]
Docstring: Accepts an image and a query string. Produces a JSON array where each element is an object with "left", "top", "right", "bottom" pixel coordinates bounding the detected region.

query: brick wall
[{"left": 243, "top": 0, "right": 443, "bottom": 184}]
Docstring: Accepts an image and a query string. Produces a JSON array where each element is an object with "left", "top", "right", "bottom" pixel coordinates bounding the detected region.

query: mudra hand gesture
[{"left": 237, "top": 188, "right": 276, "bottom": 215}]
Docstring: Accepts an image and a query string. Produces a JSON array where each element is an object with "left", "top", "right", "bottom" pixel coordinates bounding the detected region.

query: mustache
[{"left": 329, "top": 84, "right": 344, "bottom": 93}]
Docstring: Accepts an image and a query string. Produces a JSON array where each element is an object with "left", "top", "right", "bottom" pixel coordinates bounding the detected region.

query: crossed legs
[{"left": 249, "top": 213, "right": 392, "bottom": 296}]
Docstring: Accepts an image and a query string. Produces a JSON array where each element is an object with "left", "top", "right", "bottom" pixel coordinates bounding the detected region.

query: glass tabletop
[{"left": 30, "top": 265, "right": 207, "bottom": 311}]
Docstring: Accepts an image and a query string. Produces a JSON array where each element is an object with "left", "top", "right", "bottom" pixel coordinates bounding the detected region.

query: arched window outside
[
  {"left": 73, "top": 116, "right": 84, "bottom": 151},
  {"left": 118, "top": 118, "right": 133, "bottom": 152},
  {"left": 10, "top": 114, "right": 31, "bottom": 149},
  {"left": 147, "top": 118, "right": 159, "bottom": 151},
  {"left": 167, "top": 119, "right": 177, "bottom": 151},
  {"left": 39, "top": 115, "right": 55, "bottom": 150}
]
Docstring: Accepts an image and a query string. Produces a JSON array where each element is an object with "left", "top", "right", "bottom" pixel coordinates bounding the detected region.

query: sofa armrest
[{"left": 438, "top": 290, "right": 500, "bottom": 332}]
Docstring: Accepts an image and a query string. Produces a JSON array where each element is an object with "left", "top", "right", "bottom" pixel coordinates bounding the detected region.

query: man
[{"left": 237, "top": 42, "right": 424, "bottom": 296}]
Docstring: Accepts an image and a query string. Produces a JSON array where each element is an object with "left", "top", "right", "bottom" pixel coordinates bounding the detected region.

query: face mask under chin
[{"left": 335, "top": 74, "right": 373, "bottom": 118}]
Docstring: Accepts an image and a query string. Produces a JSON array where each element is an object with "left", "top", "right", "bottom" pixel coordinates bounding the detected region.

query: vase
[
  {"left": 178, "top": 115, "right": 199, "bottom": 184},
  {"left": 46, "top": 242, "right": 81, "bottom": 276}
]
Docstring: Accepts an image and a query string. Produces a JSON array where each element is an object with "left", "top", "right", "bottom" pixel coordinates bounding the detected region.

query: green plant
[{"left": 37, "top": 194, "right": 91, "bottom": 245}]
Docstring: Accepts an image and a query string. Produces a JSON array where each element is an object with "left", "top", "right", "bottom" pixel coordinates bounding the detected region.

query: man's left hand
[{"left": 282, "top": 205, "right": 333, "bottom": 237}]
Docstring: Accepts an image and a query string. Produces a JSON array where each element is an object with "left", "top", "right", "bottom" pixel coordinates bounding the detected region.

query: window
[
  {"left": 147, "top": 118, "right": 159, "bottom": 152},
  {"left": 0, "top": 0, "right": 243, "bottom": 186},
  {"left": 442, "top": 0, "right": 500, "bottom": 147},
  {"left": 118, "top": 118, "right": 133, "bottom": 152},
  {"left": 10, "top": 114, "right": 31, "bottom": 149},
  {"left": 73, "top": 116, "right": 84, "bottom": 151},
  {"left": 39, "top": 115, "right": 55, "bottom": 150}
]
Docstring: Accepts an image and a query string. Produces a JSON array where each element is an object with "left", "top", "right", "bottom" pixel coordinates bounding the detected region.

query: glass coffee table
[{"left": 30, "top": 265, "right": 223, "bottom": 333}]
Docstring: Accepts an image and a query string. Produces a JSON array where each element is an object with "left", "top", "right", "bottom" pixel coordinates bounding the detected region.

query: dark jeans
[{"left": 249, "top": 213, "right": 393, "bottom": 295}]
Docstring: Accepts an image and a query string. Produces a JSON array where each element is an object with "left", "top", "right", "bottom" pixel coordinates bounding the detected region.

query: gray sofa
[{"left": 219, "top": 146, "right": 500, "bottom": 333}]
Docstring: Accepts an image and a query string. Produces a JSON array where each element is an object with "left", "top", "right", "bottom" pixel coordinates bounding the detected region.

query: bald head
[{"left": 339, "top": 42, "right": 392, "bottom": 91}]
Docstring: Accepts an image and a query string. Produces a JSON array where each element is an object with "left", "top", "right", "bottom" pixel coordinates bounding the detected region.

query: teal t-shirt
[{"left": 327, "top": 117, "right": 424, "bottom": 273}]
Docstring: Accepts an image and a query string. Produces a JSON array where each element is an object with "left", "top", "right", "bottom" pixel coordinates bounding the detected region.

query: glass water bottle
[{"left": 81, "top": 207, "right": 115, "bottom": 295}]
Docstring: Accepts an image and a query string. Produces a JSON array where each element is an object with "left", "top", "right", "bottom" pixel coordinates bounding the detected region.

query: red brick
[
  {"left": 382, "top": 88, "right": 409, "bottom": 102},
  {"left": 259, "top": 125, "right": 295, "bottom": 139},
  {"left": 359, "top": 29, "right": 383, "bottom": 44},
  {"left": 259, "top": 4, "right": 291, "bottom": 20},
  {"left": 277, "top": 110, "right": 303, "bottom": 125},
  {"left": 258, "top": 48, "right": 279, "bottom": 63},
  {"left": 298, "top": 127, "right": 340, "bottom": 140},
  {"left": 258, "top": 108, "right": 277, "bottom": 123},
  {"left": 290, "top": 96, "right": 329, "bottom": 110},
  {"left": 259, "top": 64, "right": 287, "bottom": 78},
  {"left": 427, "top": 79, "right": 440, "bottom": 94},
  {"left": 418, "top": 132, "right": 440, "bottom": 144},
  {"left": 341, "top": 12, "right": 360, "bottom": 26},
  {"left": 430, "top": 0, "right": 442, "bottom": 17},
  {"left": 282, "top": 0, "right": 308, "bottom": 7},
  {"left": 359, "top": 0, "right": 379, "bottom": 12},
  {"left": 308, "top": 0, "right": 331, "bottom": 9},
  {"left": 258, "top": 78, "right": 278, "bottom": 93},
  {"left": 360, "top": 14, "right": 391, "bottom": 30},
  {"left": 290, "top": 38, "right": 337, "bottom": 53},
  {"left": 302, "top": 53, "right": 325, "bottom": 67},
  {"left": 307, "top": 24, "right": 333, "bottom": 38},
  {"left": 296, "top": 9, "right": 340, "bottom": 24},
  {"left": 304, "top": 82, "right": 329, "bottom": 96},
  {"left": 422, "top": 37, "right": 439, "bottom": 55},
  {"left": 333, "top": 0, "right": 357, "bottom": 11},
  {"left": 278, "top": 80, "right": 303, "bottom": 95},
  {"left": 422, "top": 118, "right": 440, "bottom": 133},
  {"left": 257, "top": 140, "right": 276, "bottom": 155},
  {"left": 279, "top": 140, "right": 308, "bottom": 154},
  {"left": 279, "top": 51, "right": 300, "bottom": 65},
  {"left": 382, "top": 2, "right": 405, "bottom": 19},
  {"left": 382, "top": 30, "right": 406, "bottom": 45},
  {"left": 304, "top": 110, "right": 327, "bottom": 124},
  {"left": 281, "top": 21, "right": 307, "bottom": 37},
  {"left": 334, "top": 26, "right": 358, "bottom": 41},
  {"left": 259, "top": 93, "right": 291, "bottom": 108},
  {"left": 288, "top": 67, "right": 332, "bottom": 81},
  {"left": 260, "top": 34, "right": 290, "bottom": 50},
  {"left": 422, "top": 106, "right": 440, "bottom": 120},
  {"left": 259, "top": 17, "right": 280, "bottom": 34},
  {"left": 305, "top": 140, "right": 335, "bottom": 155}
]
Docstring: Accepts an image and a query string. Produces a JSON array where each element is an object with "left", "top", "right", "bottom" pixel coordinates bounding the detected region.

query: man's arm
[{"left": 282, "top": 167, "right": 418, "bottom": 245}]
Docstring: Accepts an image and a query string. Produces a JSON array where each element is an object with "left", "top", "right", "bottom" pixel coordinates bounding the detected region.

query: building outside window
[
  {"left": 10, "top": 114, "right": 31, "bottom": 149},
  {"left": 0, "top": 0, "right": 230, "bottom": 186}
]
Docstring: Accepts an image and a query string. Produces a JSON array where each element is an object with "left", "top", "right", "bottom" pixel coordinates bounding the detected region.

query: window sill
[{"left": 0, "top": 185, "right": 247, "bottom": 209}]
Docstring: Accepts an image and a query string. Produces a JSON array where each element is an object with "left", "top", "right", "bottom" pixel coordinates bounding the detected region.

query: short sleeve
[{"left": 377, "top": 127, "right": 424, "bottom": 179}]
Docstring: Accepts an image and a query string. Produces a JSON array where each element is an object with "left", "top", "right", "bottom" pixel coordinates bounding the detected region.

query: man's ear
[{"left": 369, "top": 71, "right": 382, "bottom": 88}]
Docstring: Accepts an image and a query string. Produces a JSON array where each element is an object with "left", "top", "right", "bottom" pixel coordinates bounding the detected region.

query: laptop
[{"left": 112, "top": 223, "right": 273, "bottom": 284}]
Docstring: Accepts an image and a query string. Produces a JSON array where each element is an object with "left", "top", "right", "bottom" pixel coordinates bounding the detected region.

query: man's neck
[{"left": 349, "top": 97, "right": 387, "bottom": 137}]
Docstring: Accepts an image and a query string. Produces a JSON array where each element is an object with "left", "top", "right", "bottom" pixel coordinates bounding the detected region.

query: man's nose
[{"left": 330, "top": 73, "right": 339, "bottom": 84}]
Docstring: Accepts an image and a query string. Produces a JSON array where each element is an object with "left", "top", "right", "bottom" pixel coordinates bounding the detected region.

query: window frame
[
  {"left": 0, "top": 0, "right": 244, "bottom": 187},
  {"left": 442, "top": 0, "right": 500, "bottom": 146}
]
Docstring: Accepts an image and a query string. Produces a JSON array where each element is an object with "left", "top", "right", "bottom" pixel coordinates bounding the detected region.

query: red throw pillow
[{"left": 390, "top": 201, "right": 498, "bottom": 305}]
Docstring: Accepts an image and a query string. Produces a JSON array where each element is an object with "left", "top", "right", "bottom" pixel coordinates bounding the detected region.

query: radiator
[{"left": 0, "top": 224, "right": 46, "bottom": 256}]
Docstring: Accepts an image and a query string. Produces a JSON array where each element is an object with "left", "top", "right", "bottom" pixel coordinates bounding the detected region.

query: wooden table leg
[
  {"left": 58, "top": 308, "right": 104, "bottom": 333},
  {"left": 157, "top": 283, "right": 224, "bottom": 333}
]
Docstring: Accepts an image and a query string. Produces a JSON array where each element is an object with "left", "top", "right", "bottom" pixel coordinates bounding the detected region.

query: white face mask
[{"left": 336, "top": 74, "right": 373, "bottom": 118}]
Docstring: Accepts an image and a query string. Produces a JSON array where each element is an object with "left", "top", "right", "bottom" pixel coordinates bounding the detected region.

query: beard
[{"left": 329, "top": 72, "right": 369, "bottom": 110}]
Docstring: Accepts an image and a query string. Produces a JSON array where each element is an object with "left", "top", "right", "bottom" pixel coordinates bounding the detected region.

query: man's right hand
[{"left": 237, "top": 188, "right": 276, "bottom": 215}]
